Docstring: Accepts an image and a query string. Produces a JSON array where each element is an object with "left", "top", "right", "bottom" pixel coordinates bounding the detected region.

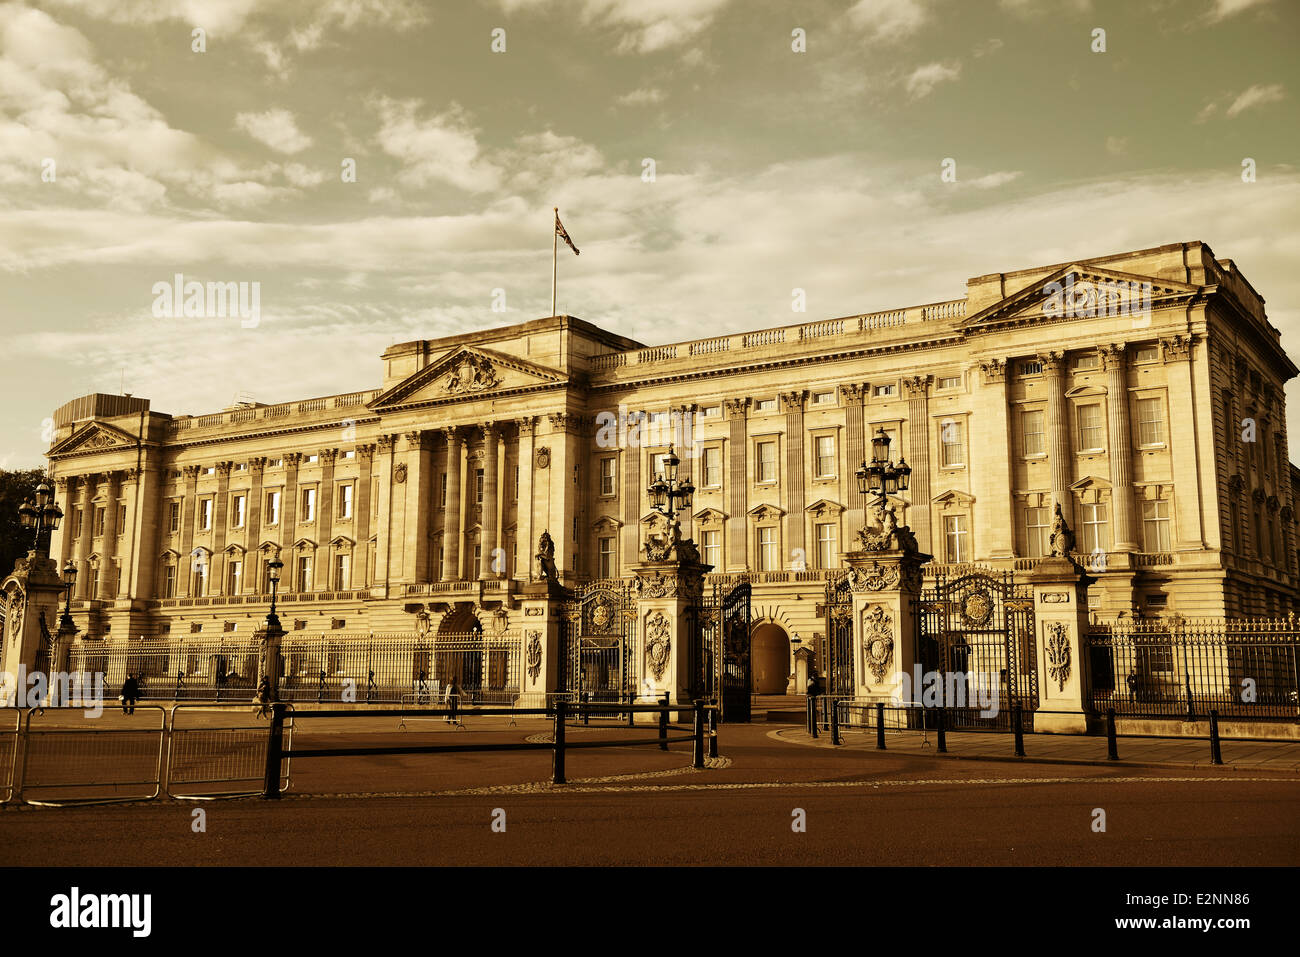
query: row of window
[{"left": 168, "top": 483, "right": 363, "bottom": 535}]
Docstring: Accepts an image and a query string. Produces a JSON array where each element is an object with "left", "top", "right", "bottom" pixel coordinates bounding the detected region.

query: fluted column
[
  {"left": 781, "top": 391, "right": 807, "bottom": 564},
  {"left": 443, "top": 428, "right": 464, "bottom": 580},
  {"left": 1101, "top": 344, "right": 1137, "bottom": 551},
  {"left": 516, "top": 418, "right": 535, "bottom": 578},
  {"left": 839, "top": 384, "right": 867, "bottom": 544},
  {"left": 902, "top": 376, "right": 932, "bottom": 554},
  {"left": 211, "top": 461, "right": 231, "bottom": 594},
  {"left": 178, "top": 467, "right": 199, "bottom": 597},
  {"left": 724, "top": 397, "right": 749, "bottom": 571},
  {"left": 317, "top": 448, "right": 338, "bottom": 589},
  {"left": 481, "top": 423, "right": 500, "bottom": 578},
  {"left": 1162, "top": 334, "right": 1204, "bottom": 547},
  {"left": 96, "top": 471, "right": 121, "bottom": 599},
  {"left": 355, "top": 445, "right": 374, "bottom": 588},
  {"left": 1040, "top": 351, "right": 1074, "bottom": 528}
]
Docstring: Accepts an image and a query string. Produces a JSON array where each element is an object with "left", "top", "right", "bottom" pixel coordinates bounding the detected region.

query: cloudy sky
[{"left": 1, "top": 0, "right": 1297, "bottom": 468}]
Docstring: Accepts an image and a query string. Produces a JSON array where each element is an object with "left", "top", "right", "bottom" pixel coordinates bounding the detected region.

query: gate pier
[
  {"left": 629, "top": 555, "right": 710, "bottom": 723},
  {"left": 843, "top": 547, "right": 930, "bottom": 709},
  {"left": 1028, "top": 555, "right": 1096, "bottom": 733}
]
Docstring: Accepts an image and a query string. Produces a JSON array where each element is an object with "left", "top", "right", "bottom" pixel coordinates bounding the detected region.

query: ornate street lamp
[
  {"left": 855, "top": 429, "right": 911, "bottom": 524},
  {"left": 58, "top": 560, "right": 77, "bottom": 635},
  {"left": 265, "top": 556, "right": 284, "bottom": 631},
  {"left": 646, "top": 446, "right": 695, "bottom": 524},
  {"left": 18, "top": 480, "right": 63, "bottom": 557}
]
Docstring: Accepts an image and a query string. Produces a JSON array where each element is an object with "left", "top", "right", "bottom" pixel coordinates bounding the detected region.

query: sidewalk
[{"left": 775, "top": 725, "right": 1300, "bottom": 772}]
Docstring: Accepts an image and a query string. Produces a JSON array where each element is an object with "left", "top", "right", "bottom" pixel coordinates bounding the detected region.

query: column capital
[
  {"left": 978, "top": 358, "right": 1006, "bottom": 384},
  {"left": 723, "top": 396, "right": 750, "bottom": 417},
  {"left": 779, "top": 390, "right": 807, "bottom": 413},
  {"left": 1160, "top": 334, "right": 1192, "bottom": 364},
  {"left": 442, "top": 426, "right": 467, "bottom": 447},
  {"left": 517, "top": 415, "right": 536, "bottom": 435},
  {"left": 376, "top": 434, "right": 397, "bottom": 453},
  {"left": 356, "top": 444, "right": 375, "bottom": 463},
  {"left": 1099, "top": 342, "right": 1126, "bottom": 372},
  {"left": 283, "top": 452, "right": 302, "bottom": 467},
  {"left": 402, "top": 431, "right": 427, "bottom": 450},
  {"left": 837, "top": 383, "right": 867, "bottom": 402},
  {"left": 122, "top": 467, "right": 140, "bottom": 483},
  {"left": 182, "top": 464, "right": 202, "bottom": 479},
  {"left": 215, "top": 461, "right": 233, "bottom": 477},
  {"left": 480, "top": 421, "right": 498, "bottom": 441},
  {"left": 901, "top": 375, "right": 931, "bottom": 399},
  {"left": 1037, "top": 351, "right": 1066, "bottom": 374},
  {"left": 249, "top": 456, "right": 267, "bottom": 473},
  {"left": 319, "top": 448, "right": 338, "bottom": 465},
  {"left": 54, "top": 476, "right": 69, "bottom": 491}
]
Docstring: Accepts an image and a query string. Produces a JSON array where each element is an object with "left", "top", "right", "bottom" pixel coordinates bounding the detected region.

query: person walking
[
  {"left": 254, "top": 675, "right": 272, "bottom": 719},
  {"left": 121, "top": 673, "right": 139, "bottom": 715},
  {"left": 446, "top": 676, "right": 460, "bottom": 726}
]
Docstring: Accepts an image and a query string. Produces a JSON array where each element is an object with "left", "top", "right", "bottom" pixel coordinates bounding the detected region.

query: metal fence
[
  {"left": 1086, "top": 618, "right": 1300, "bottom": 720},
  {"left": 0, "top": 709, "right": 17, "bottom": 803},
  {"left": 166, "top": 705, "right": 292, "bottom": 798},
  {"left": 64, "top": 632, "right": 524, "bottom": 706},
  {"left": 20, "top": 705, "right": 167, "bottom": 805}
]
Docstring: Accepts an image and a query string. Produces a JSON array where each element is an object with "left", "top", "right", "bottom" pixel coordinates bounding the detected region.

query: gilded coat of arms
[
  {"left": 644, "top": 611, "right": 671, "bottom": 680},
  {"left": 526, "top": 631, "right": 543, "bottom": 683},
  {"left": 961, "top": 590, "right": 993, "bottom": 627},
  {"left": 1046, "top": 622, "right": 1071, "bottom": 691}
]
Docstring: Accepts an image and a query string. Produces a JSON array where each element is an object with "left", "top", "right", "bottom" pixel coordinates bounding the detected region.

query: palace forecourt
[{"left": 37, "top": 240, "right": 1300, "bottom": 698}]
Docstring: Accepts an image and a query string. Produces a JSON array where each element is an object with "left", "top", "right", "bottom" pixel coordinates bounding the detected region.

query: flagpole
[{"left": 552, "top": 206, "right": 558, "bottom": 317}]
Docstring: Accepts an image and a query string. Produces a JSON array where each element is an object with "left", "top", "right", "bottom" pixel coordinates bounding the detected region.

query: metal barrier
[
  {"left": 263, "top": 699, "right": 717, "bottom": 798},
  {"left": 0, "top": 709, "right": 18, "bottom": 804},
  {"left": 20, "top": 705, "right": 167, "bottom": 806},
  {"left": 166, "top": 705, "right": 292, "bottom": 799}
]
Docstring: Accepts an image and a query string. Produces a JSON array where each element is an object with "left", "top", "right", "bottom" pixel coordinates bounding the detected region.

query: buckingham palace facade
[{"left": 42, "top": 240, "right": 1300, "bottom": 673}]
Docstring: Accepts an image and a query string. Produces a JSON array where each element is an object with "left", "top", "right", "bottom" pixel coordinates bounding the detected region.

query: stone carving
[
  {"left": 856, "top": 504, "right": 918, "bottom": 554},
  {"left": 644, "top": 611, "right": 671, "bottom": 680},
  {"left": 1048, "top": 503, "right": 1075, "bottom": 558},
  {"left": 632, "top": 570, "right": 677, "bottom": 598},
  {"left": 87, "top": 430, "right": 120, "bottom": 449},
  {"left": 643, "top": 518, "right": 701, "bottom": 564},
  {"left": 444, "top": 353, "right": 501, "bottom": 393},
  {"left": 862, "top": 605, "right": 894, "bottom": 683},
  {"left": 525, "top": 607, "right": 544, "bottom": 616},
  {"left": 591, "top": 596, "right": 613, "bottom": 630},
  {"left": 849, "top": 561, "right": 900, "bottom": 592},
  {"left": 1046, "top": 621, "right": 1071, "bottom": 692},
  {"left": 535, "top": 447, "right": 551, "bottom": 470},
  {"left": 526, "top": 631, "right": 543, "bottom": 682},
  {"left": 535, "top": 530, "right": 558, "bottom": 582},
  {"left": 1041, "top": 592, "right": 1070, "bottom": 604},
  {"left": 978, "top": 358, "right": 1006, "bottom": 384},
  {"left": 393, "top": 463, "right": 408, "bottom": 484}
]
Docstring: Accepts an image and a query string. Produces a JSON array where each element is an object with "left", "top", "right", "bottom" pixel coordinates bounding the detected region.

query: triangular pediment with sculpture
[
  {"left": 47, "top": 421, "right": 139, "bottom": 458},
  {"left": 369, "top": 346, "right": 567, "bottom": 410},
  {"left": 963, "top": 264, "right": 1199, "bottom": 331}
]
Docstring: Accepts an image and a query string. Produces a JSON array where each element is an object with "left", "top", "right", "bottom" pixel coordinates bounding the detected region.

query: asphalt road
[{"left": 5, "top": 721, "right": 1298, "bottom": 865}]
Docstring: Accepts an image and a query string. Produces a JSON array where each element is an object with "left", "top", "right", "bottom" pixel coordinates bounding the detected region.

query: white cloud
[
  {"left": 373, "top": 99, "right": 503, "bottom": 193},
  {"left": 1106, "top": 136, "right": 1128, "bottom": 156},
  {"left": 846, "top": 0, "right": 928, "bottom": 42},
  {"left": 281, "top": 163, "right": 326, "bottom": 188},
  {"left": 1226, "top": 83, "right": 1285, "bottom": 118},
  {"left": 617, "top": 87, "right": 666, "bottom": 106},
  {"left": 967, "top": 170, "right": 1023, "bottom": 189},
  {"left": 496, "top": 0, "right": 732, "bottom": 53},
  {"left": 905, "top": 61, "right": 960, "bottom": 99},
  {"left": 235, "top": 109, "right": 313, "bottom": 154},
  {"left": 1203, "top": 0, "right": 1275, "bottom": 24}
]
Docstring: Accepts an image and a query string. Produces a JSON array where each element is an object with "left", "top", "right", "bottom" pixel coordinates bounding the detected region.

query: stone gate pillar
[
  {"left": 2, "top": 551, "right": 67, "bottom": 696},
  {"left": 843, "top": 548, "right": 930, "bottom": 707},
  {"left": 520, "top": 578, "right": 564, "bottom": 708},
  {"left": 629, "top": 547, "right": 710, "bottom": 723},
  {"left": 1028, "top": 555, "right": 1095, "bottom": 734}
]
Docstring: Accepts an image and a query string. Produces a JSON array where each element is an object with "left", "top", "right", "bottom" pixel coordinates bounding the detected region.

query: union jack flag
[{"left": 555, "top": 212, "right": 580, "bottom": 256}]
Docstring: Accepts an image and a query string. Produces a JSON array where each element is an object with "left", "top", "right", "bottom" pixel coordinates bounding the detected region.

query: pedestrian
[
  {"left": 254, "top": 675, "right": 272, "bottom": 719},
  {"left": 121, "top": 673, "right": 139, "bottom": 715},
  {"left": 447, "top": 676, "right": 460, "bottom": 726},
  {"left": 1126, "top": 670, "right": 1139, "bottom": 704}
]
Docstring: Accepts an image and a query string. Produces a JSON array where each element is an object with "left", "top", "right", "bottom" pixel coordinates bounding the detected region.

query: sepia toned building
[{"left": 43, "top": 241, "right": 1300, "bottom": 693}]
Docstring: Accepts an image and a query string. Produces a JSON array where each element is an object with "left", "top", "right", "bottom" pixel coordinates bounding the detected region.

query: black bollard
[
  {"left": 1106, "top": 707, "right": 1119, "bottom": 761},
  {"left": 830, "top": 696, "right": 841, "bottom": 746},
  {"left": 262, "top": 702, "right": 286, "bottom": 800},
  {"left": 1012, "top": 705, "right": 1025, "bottom": 757},
  {"left": 708, "top": 701, "right": 718, "bottom": 759},
  {"left": 936, "top": 706, "right": 947, "bottom": 754},
  {"left": 552, "top": 699, "right": 567, "bottom": 784},
  {"left": 875, "top": 701, "right": 886, "bottom": 750},
  {"left": 1209, "top": 709, "right": 1223, "bottom": 765},
  {"left": 693, "top": 699, "right": 705, "bottom": 769},
  {"left": 658, "top": 695, "right": 669, "bottom": 751},
  {"left": 809, "top": 696, "right": 819, "bottom": 739}
]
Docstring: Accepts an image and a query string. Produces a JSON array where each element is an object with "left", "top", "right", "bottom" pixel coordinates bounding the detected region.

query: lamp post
[
  {"left": 855, "top": 428, "right": 912, "bottom": 525},
  {"left": 265, "top": 556, "right": 284, "bottom": 632},
  {"left": 17, "top": 480, "right": 64, "bottom": 559},
  {"left": 58, "top": 560, "right": 77, "bottom": 635},
  {"left": 646, "top": 446, "right": 696, "bottom": 525}
]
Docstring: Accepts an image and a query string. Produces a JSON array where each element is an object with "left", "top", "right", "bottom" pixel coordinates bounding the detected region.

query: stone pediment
[
  {"left": 804, "top": 498, "right": 844, "bottom": 517},
  {"left": 48, "top": 422, "right": 138, "bottom": 457},
  {"left": 932, "top": 489, "right": 976, "bottom": 507},
  {"left": 963, "top": 264, "right": 1198, "bottom": 331},
  {"left": 692, "top": 507, "right": 728, "bottom": 526},
  {"left": 369, "top": 346, "right": 566, "bottom": 410},
  {"left": 591, "top": 515, "right": 623, "bottom": 530},
  {"left": 747, "top": 503, "right": 786, "bottom": 522}
]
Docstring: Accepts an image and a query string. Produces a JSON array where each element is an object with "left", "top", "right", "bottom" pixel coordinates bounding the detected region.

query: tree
[{"left": 0, "top": 468, "right": 49, "bottom": 579}]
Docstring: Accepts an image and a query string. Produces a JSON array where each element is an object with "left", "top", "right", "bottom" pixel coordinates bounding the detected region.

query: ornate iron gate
[
  {"left": 715, "top": 582, "right": 752, "bottom": 722},
  {"left": 916, "top": 568, "right": 1038, "bottom": 730},
  {"left": 560, "top": 580, "right": 637, "bottom": 703},
  {"left": 822, "top": 573, "right": 854, "bottom": 696}
]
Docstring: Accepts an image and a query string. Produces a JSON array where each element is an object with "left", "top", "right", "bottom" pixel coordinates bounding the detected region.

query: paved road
[{"left": 5, "top": 722, "right": 1298, "bottom": 866}]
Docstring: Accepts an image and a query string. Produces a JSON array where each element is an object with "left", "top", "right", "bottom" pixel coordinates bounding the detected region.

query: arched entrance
[
  {"left": 435, "top": 604, "right": 484, "bottom": 694},
  {"left": 751, "top": 623, "right": 791, "bottom": 694}
]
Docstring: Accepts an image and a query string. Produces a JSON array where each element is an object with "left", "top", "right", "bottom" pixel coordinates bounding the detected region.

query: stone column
[
  {"left": 1040, "top": 351, "right": 1074, "bottom": 528},
  {"left": 97, "top": 470, "right": 121, "bottom": 600},
  {"left": 1101, "top": 344, "right": 1138, "bottom": 551},
  {"left": 371, "top": 435, "right": 397, "bottom": 593},
  {"left": 211, "top": 462, "right": 231, "bottom": 594},
  {"left": 316, "top": 448, "right": 337, "bottom": 590},
  {"left": 354, "top": 445, "right": 375, "bottom": 588},
  {"left": 843, "top": 546, "right": 930, "bottom": 714},
  {"left": 630, "top": 553, "right": 710, "bottom": 721},
  {"left": 1027, "top": 556, "right": 1095, "bottom": 733},
  {"left": 52, "top": 477, "right": 73, "bottom": 573},
  {"left": 247, "top": 458, "right": 266, "bottom": 585},
  {"left": 443, "top": 428, "right": 464, "bottom": 580},
  {"left": 1, "top": 553, "right": 68, "bottom": 682},
  {"left": 116, "top": 469, "right": 139, "bottom": 599},
  {"left": 724, "top": 397, "right": 750, "bottom": 571},
  {"left": 518, "top": 582, "right": 562, "bottom": 706},
  {"left": 902, "top": 376, "right": 932, "bottom": 555},
  {"left": 973, "top": 360, "right": 1014, "bottom": 559},
  {"left": 781, "top": 391, "right": 807, "bottom": 564},
  {"left": 178, "top": 466, "right": 199, "bottom": 597},
  {"left": 281, "top": 453, "right": 301, "bottom": 555},
  {"left": 839, "top": 385, "right": 868, "bottom": 544},
  {"left": 1162, "top": 335, "right": 1205, "bottom": 548},
  {"left": 517, "top": 418, "right": 536, "bottom": 579},
  {"left": 620, "top": 413, "right": 641, "bottom": 568},
  {"left": 480, "top": 423, "right": 500, "bottom": 578}
]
